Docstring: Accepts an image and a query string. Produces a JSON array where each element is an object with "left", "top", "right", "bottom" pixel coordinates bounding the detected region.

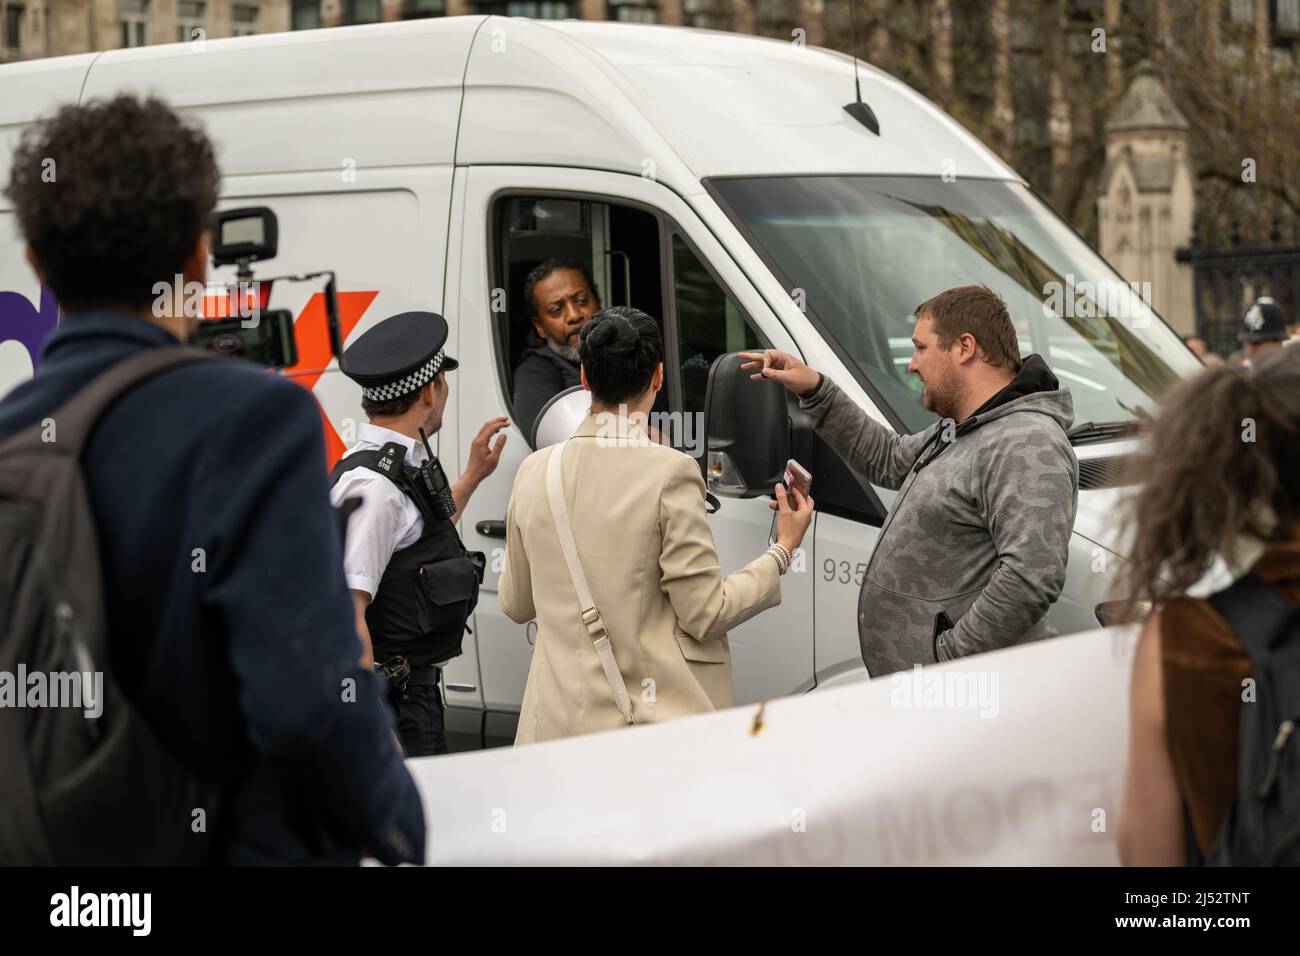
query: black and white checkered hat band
[{"left": 361, "top": 348, "right": 445, "bottom": 402}]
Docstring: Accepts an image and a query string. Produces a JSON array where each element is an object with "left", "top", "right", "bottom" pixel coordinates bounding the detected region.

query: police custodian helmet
[
  {"left": 1239, "top": 297, "right": 1288, "bottom": 344},
  {"left": 341, "top": 310, "right": 459, "bottom": 401}
]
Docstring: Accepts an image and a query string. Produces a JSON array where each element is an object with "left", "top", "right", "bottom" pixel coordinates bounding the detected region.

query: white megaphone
[{"left": 529, "top": 384, "right": 590, "bottom": 450}]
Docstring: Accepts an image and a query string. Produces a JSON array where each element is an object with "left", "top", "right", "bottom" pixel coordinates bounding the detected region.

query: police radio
[
  {"left": 194, "top": 207, "right": 344, "bottom": 371},
  {"left": 417, "top": 427, "right": 458, "bottom": 522}
]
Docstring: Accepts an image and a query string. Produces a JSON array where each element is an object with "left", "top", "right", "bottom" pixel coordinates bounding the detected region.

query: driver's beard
[{"left": 546, "top": 337, "right": 582, "bottom": 365}]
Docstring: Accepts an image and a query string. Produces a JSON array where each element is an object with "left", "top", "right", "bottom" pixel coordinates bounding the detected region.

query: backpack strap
[
  {"left": 4, "top": 346, "right": 216, "bottom": 456},
  {"left": 1207, "top": 572, "right": 1298, "bottom": 658}
]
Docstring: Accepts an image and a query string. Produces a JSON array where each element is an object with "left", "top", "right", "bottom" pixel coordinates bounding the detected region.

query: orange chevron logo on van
[{"left": 284, "top": 290, "right": 378, "bottom": 468}]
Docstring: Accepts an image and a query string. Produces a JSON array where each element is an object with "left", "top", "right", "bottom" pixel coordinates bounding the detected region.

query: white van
[{"left": 0, "top": 17, "right": 1200, "bottom": 749}]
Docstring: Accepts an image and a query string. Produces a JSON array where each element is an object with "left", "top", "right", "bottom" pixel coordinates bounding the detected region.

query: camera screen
[
  {"left": 192, "top": 309, "right": 298, "bottom": 368},
  {"left": 221, "top": 216, "right": 265, "bottom": 247}
]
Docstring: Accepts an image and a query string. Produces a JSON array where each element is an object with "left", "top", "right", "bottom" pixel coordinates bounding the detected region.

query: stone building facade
[
  {"left": 0, "top": 0, "right": 829, "bottom": 60},
  {"left": 1097, "top": 62, "right": 1197, "bottom": 335},
  {"left": 0, "top": 0, "right": 289, "bottom": 60}
]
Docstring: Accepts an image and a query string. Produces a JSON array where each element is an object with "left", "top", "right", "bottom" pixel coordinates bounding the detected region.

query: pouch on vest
[{"left": 416, "top": 555, "right": 482, "bottom": 661}]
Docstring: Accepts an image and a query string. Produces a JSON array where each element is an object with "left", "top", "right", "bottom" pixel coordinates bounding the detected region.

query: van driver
[{"left": 511, "top": 256, "right": 602, "bottom": 435}]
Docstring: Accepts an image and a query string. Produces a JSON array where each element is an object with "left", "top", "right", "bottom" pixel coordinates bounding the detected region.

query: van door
[{"left": 448, "top": 166, "right": 816, "bottom": 739}]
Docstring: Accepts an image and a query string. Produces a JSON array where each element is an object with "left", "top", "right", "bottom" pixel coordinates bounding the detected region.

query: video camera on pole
[{"left": 193, "top": 206, "right": 345, "bottom": 370}]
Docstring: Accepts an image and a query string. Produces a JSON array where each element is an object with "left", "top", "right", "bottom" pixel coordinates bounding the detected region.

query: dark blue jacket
[{"left": 0, "top": 311, "right": 425, "bottom": 865}]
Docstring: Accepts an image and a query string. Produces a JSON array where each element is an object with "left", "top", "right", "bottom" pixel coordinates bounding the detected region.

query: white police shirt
[{"left": 332, "top": 425, "right": 457, "bottom": 669}]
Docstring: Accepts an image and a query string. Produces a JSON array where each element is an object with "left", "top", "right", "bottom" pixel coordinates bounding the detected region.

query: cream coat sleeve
[
  {"left": 657, "top": 454, "right": 782, "bottom": 641},
  {"left": 498, "top": 476, "right": 535, "bottom": 624}
]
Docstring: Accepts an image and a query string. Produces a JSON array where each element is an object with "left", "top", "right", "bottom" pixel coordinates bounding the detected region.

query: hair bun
[
  {"left": 586, "top": 317, "right": 616, "bottom": 348},
  {"left": 588, "top": 313, "right": 637, "bottom": 355},
  {"left": 577, "top": 305, "right": 663, "bottom": 406}
]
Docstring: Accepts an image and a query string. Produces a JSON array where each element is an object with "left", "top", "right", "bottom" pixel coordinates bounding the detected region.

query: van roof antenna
[{"left": 843, "top": 1, "right": 881, "bottom": 136}]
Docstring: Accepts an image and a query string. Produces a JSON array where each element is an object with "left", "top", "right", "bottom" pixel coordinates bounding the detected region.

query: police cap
[{"left": 342, "top": 311, "right": 459, "bottom": 402}]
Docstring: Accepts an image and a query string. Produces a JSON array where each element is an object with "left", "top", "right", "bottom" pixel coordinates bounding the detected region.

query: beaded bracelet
[{"left": 766, "top": 545, "right": 791, "bottom": 575}]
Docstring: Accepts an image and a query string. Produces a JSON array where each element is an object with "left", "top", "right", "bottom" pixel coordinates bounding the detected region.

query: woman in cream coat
[{"left": 500, "top": 306, "right": 813, "bottom": 745}]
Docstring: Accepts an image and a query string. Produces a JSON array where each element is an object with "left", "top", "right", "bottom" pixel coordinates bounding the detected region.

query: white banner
[{"left": 408, "top": 626, "right": 1138, "bottom": 865}]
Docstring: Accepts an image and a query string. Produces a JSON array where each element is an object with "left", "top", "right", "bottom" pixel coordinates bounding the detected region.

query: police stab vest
[{"left": 330, "top": 442, "right": 482, "bottom": 667}]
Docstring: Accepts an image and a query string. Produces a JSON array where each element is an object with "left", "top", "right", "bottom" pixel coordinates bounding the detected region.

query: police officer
[
  {"left": 330, "top": 311, "right": 508, "bottom": 756},
  {"left": 1236, "top": 296, "right": 1290, "bottom": 368}
]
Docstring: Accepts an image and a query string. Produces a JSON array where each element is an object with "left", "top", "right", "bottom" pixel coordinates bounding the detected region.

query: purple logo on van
[{"left": 0, "top": 286, "right": 59, "bottom": 369}]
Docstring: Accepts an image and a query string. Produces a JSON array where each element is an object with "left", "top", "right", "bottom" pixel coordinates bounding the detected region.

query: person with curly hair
[
  {"left": 0, "top": 95, "right": 425, "bottom": 865},
  {"left": 1117, "top": 347, "right": 1300, "bottom": 865}
]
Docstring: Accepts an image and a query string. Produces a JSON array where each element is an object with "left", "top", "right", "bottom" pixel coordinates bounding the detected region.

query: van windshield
[{"left": 708, "top": 175, "right": 1201, "bottom": 435}]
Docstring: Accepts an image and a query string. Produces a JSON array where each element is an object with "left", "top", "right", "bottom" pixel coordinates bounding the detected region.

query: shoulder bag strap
[{"left": 546, "top": 439, "right": 635, "bottom": 725}]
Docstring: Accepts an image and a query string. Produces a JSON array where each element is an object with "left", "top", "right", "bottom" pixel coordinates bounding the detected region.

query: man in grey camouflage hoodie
[{"left": 741, "top": 285, "right": 1077, "bottom": 676}]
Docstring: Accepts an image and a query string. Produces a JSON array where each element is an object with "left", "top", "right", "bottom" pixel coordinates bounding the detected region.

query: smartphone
[{"left": 783, "top": 458, "right": 812, "bottom": 504}]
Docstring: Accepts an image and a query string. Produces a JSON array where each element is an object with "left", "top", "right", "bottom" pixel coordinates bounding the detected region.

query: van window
[
  {"left": 671, "top": 233, "right": 760, "bottom": 420},
  {"left": 493, "top": 195, "right": 665, "bottom": 432},
  {"left": 709, "top": 175, "right": 1202, "bottom": 435}
]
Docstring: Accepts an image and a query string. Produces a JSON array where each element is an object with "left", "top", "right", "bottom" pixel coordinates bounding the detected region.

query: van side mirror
[{"left": 702, "top": 352, "right": 788, "bottom": 498}]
